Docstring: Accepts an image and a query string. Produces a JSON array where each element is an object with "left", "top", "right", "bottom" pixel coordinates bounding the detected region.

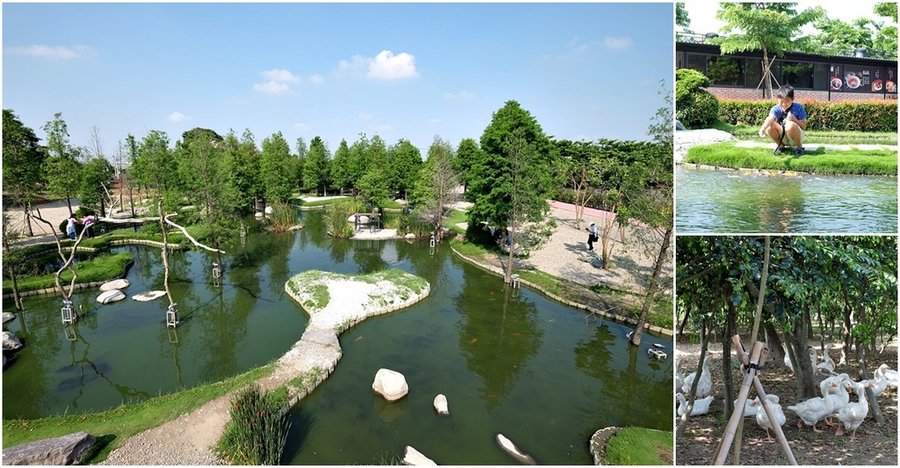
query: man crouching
[{"left": 758, "top": 84, "right": 808, "bottom": 156}]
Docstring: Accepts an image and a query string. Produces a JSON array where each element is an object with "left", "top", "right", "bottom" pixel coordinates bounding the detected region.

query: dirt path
[{"left": 676, "top": 340, "right": 898, "bottom": 465}]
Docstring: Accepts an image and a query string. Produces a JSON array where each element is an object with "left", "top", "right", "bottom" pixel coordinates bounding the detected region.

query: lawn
[
  {"left": 2, "top": 251, "right": 133, "bottom": 294},
  {"left": 711, "top": 120, "right": 898, "bottom": 145},
  {"left": 601, "top": 427, "right": 673, "bottom": 465},
  {"left": 685, "top": 142, "right": 897, "bottom": 175},
  {"left": 442, "top": 209, "right": 468, "bottom": 234}
]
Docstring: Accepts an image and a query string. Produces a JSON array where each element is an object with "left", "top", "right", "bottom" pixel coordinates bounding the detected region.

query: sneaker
[
  {"left": 794, "top": 147, "right": 805, "bottom": 156},
  {"left": 773, "top": 145, "right": 785, "bottom": 155}
]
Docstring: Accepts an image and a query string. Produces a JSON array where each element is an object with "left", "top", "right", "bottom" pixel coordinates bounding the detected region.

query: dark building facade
[{"left": 676, "top": 42, "right": 898, "bottom": 102}]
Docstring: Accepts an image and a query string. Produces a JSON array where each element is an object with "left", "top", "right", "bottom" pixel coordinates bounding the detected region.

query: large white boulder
[
  {"left": 433, "top": 394, "right": 449, "bottom": 415},
  {"left": 264, "top": 205, "right": 274, "bottom": 215},
  {"left": 132, "top": 290, "right": 167, "bottom": 302},
  {"left": 2, "top": 331, "right": 23, "bottom": 351},
  {"left": 372, "top": 368, "right": 409, "bottom": 401},
  {"left": 404, "top": 233, "right": 417, "bottom": 240},
  {"left": 99, "top": 279, "right": 130, "bottom": 292},
  {"left": 97, "top": 290, "right": 126, "bottom": 304},
  {"left": 402, "top": 446, "right": 436, "bottom": 466},
  {"left": 2, "top": 312, "right": 15, "bottom": 325}
]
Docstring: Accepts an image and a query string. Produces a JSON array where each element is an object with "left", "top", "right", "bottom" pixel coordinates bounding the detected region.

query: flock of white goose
[{"left": 675, "top": 344, "right": 900, "bottom": 440}]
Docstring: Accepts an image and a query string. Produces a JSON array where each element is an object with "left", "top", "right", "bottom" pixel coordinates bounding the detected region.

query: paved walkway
[{"left": 674, "top": 129, "right": 735, "bottom": 164}]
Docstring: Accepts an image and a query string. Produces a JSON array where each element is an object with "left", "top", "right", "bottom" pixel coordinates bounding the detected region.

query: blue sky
[{"left": 3, "top": 3, "right": 673, "bottom": 157}]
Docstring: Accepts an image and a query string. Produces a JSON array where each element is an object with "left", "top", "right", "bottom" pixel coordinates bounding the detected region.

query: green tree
[
  {"left": 133, "top": 130, "right": 180, "bottom": 210},
  {"left": 386, "top": 139, "right": 422, "bottom": 199},
  {"left": 467, "top": 100, "right": 554, "bottom": 249},
  {"left": 181, "top": 127, "right": 223, "bottom": 144},
  {"left": 875, "top": 2, "right": 897, "bottom": 21},
  {"left": 223, "top": 129, "right": 262, "bottom": 213},
  {"left": 455, "top": 138, "right": 481, "bottom": 196},
  {"left": 42, "top": 112, "right": 81, "bottom": 215},
  {"left": 412, "top": 136, "right": 459, "bottom": 234},
  {"left": 294, "top": 137, "right": 308, "bottom": 194},
  {"left": 716, "top": 3, "right": 824, "bottom": 97},
  {"left": 79, "top": 157, "right": 115, "bottom": 216},
  {"left": 303, "top": 136, "right": 331, "bottom": 196},
  {"left": 676, "top": 2, "right": 690, "bottom": 28},
  {"left": 330, "top": 139, "right": 352, "bottom": 194},
  {"left": 555, "top": 139, "right": 599, "bottom": 230},
  {"left": 347, "top": 134, "right": 370, "bottom": 191},
  {"left": 809, "top": 18, "right": 875, "bottom": 57},
  {"left": 259, "top": 132, "right": 294, "bottom": 204},
  {"left": 2, "top": 109, "right": 45, "bottom": 236}
]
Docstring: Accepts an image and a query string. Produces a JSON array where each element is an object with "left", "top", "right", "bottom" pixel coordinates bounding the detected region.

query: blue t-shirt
[{"left": 769, "top": 102, "right": 807, "bottom": 123}]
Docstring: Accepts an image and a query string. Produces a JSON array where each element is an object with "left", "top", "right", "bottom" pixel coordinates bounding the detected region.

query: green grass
[
  {"left": 2, "top": 364, "right": 273, "bottom": 462},
  {"left": 289, "top": 196, "right": 349, "bottom": 207},
  {"left": 517, "top": 269, "right": 563, "bottom": 296},
  {"left": 685, "top": 142, "right": 897, "bottom": 175},
  {"left": 601, "top": 427, "right": 673, "bottom": 465},
  {"left": 2, "top": 251, "right": 133, "bottom": 294},
  {"left": 442, "top": 209, "right": 468, "bottom": 235},
  {"left": 380, "top": 199, "right": 404, "bottom": 210},
  {"left": 711, "top": 120, "right": 898, "bottom": 145}
]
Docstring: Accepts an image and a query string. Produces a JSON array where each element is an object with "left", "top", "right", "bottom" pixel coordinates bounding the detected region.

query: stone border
[
  {"left": 589, "top": 426, "right": 619, "bottom": 465},
  {"left": 449, "top": 244, "right": 673, "bottom": 337},
  {"left": 2, "top": 260, "right": 134, "bottom": 300},
  {"left": 681, "top": 162, "right": 898, "bottom": 178}
]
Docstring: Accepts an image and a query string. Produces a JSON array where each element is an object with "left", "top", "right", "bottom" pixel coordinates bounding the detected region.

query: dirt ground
[{"left": 676, "top": 339, "right": 898, "bottom": 465}]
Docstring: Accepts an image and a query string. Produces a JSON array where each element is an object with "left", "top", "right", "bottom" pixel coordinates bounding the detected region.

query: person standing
[
  {"left": 82, "top": 215, "right": 96, "bottom": 238},
  {"left": 586, "top": 222, "right": 598, "bottom": 251},
  {"left": 66, "top": 216, "right": 78, "bottom": 240}
]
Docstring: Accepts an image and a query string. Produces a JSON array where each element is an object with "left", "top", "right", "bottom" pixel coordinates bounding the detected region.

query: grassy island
[{"left": 685, "top": 142, "right": 897, "bottom": 175}]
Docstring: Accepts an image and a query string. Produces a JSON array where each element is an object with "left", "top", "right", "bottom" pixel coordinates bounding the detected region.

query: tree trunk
[
  {"left": 3, "top": 238, "right": 22, "bottom": 310},
  {"left": 840, "top": 300, "right": 853, "bottom": 366},
  {"left": 787, "top": 312, "right": 817, "bottom": 399},
  {"left": 722, "top": 297, "right": 736, "bottom": 418},
  {"left": 765, "top": 320, "right": 785, "bottom": 365},
  {"left": 630, "top": 226, "right": 671, "bottom": 346},
  {"left": 66, "top": 197, "right": 73, "bottom": 216},
  {"left": 23, "top": 206, "right": 34, "bottom": 237},
  {"left": 676, "top": 318, "right": 709, "bottom": 438},
  {"left": 856, "top": 346, "right": 885, "bottom": 425},
  {"left": 762, "top": 47, "right": 773, "bottom": 98},
  {"left": 678, "top": 300, "right": 691, "bottom": 337}
]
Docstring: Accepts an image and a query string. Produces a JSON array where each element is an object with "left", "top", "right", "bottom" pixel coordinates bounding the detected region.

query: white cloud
[
  {"left": 335, "top": 55, "right": 369, "bottom": 76},
  {"left": 295, "top": 123, "right": 309, "bottom": 131},
  {"left": 603, "top": 36, "right": 633, "bottom": 50},
  {"left": 444, "top": 90, "right": 475, "bottom": 102},
  {"left": 358, "top": 112, "right": 373, "bottom": 121},
  {"left": 6, "top": 44, "right": 91, "bottom": 60},
  {"left": 167, "top": 112, "right": 189, "bottom": 123},
  {"left": 261, "top": 69, "right": 301, "bottom": 84},
  {"left": 308, "top": 74, "right": 325, "bottom": 85},
  {"left": 253, "top": 80, "right": 292, "bottom": 96},
  {"left": 368, "top": 50, "right": 418, "bottom": 80}
]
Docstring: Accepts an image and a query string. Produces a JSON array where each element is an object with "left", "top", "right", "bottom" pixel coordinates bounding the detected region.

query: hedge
[{"left": 718, "top": 99, "right": 897, "bottom": 133}]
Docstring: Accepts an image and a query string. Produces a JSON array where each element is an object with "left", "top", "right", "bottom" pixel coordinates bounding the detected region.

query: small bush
[
  {"left": 675, "top": 69, "right": 719, "bottom": 129},
  {"left": 323, "top": 199, "right": 361, "bottom": 239},
  {"left": 268, "top": 203, "right": 296, "bottom": 233},
  {"left": 675, "top": 68, "right": 711, "bottom": 105},
  {"left": 718, "top": 99, "right": 897, "bottom": 132},
  {"left": 396, "top": 211, "right": 431, "bottom": 238},
  {"left": 217, "top": 384, "right": 290, "bottom": 465}
]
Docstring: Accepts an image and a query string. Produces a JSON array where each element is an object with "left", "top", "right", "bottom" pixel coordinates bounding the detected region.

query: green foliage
[
  {"left": 469, "top": 101, "right": 554, "bottom": 232},
  {"left": 133, "top": 130, "right": 180, "bottom": 210},
  {"left": 260, "top": 132, "right": 295, "bottom": 203},
  {"left": 2, "top": 109, "right": 46, "bottom": 210},
  {"left": 358, "top": 169, "right": 390, "bottom": 210},
  {"left": 710, "top": 120, "right": 898, "bottom": 145},
  {"left": 303, "top": 136, "right": 331, "bottom": 195},
  {"left": 685, "top": 141, "right": 897, "bottom": 175},
  {"left": 386, "top": 139, "right": 422, "bottom": 197},
  {"left": 2, "top": 252, "right": 133, "bottom": 294},
  {"left": 412, "top": 137, "right": 459, "bottom": 231},
  {"left": 79, "top": 157, "right": 115, "bottom": 214},
  {"left": 676, "top": 2, "right": 690, "bottom": 27},
  {"left": 329, "top": 139, "right": 353, "bottom": 193},
  {"left": 44, "top": 156, "right": 82, "bottom": 209},
  {"left": 675, "top": 69, "right": 719, "bottom": 129},
  {"left": 396, "top": 210, "right": 431, "bottom": 238},
  {"left": 455, "top": 138, "right": 482, "bottom": 195},
  {"left": 181, "top": 127, "right": 222, "bottom": 143},
  {"left": 323, "top": 199, "right": 361, "bottom": 238},
  {"left": 717, "top": 99, "right": 898, "bottom": 133},
  {"left": 216, "top": 384, "right": 291, "bottom": 465},
  {"left": 223, "top": 129, "right": 262, "bottom": 214},
  {"left": 267, "top": 203, "right": 297, "bottom": 233}
]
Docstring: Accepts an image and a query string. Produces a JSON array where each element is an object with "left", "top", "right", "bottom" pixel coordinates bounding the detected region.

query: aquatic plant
[{"left": 217, "top": 384, "right": 291, "bottom": 465}]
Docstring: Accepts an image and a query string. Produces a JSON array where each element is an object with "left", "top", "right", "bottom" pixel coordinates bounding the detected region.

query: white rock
[
  {"left": 433, "top": 394, "right": 449, "bottom": 415},
  {"left": 404, "top": 233, "right": 417, "bottom": 240},
  {"left": 372, "top": 368, "right": 409, "bottom": 401},
  {"left": 347, "top": 215, "right": 357, "bottom": 223},
  {"left": 264, "top": 205, "right": 274, "bottom": 215},
  {"left": 496, "top": 433, "right": 536, "bottom": 465},
  {"left": 358, "top": 215, "right": 370, "bottom": 224},
  {"left": 99, "top": 279, "right": 130, "bottom": 292},
  {"left": 254, "top": 212, "right": 264, "bottom": 219},
  {"left": 2, "top": 331, "right": 24, "bottom": 351},
  {"left": 96, "top": 289, "right": 126, "bottom": 304},
  {"left": 132, "top": 290, "right": 167, "bottom": 302},
  {"left": 2, "top": 312, "right": 15, "bottom": 325},
  {"left": 402, "top": 446, "right": 436, "bottom": 466}
]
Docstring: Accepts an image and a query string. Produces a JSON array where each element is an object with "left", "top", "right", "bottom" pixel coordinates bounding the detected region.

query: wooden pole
[
  {"left": 733, "top": 235, "right": 770, "bottom": 464},
  {"left": 713, "top": 341, "right": 764, "bottom": 465}
]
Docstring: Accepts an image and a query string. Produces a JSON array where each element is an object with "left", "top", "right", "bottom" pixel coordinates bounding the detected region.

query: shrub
[
  {"left": 717, "top": 99, "right": 897, "bottom": 132},
  {"left": 216, "top": 384, "right": 290, "bottom": 465},
  {"left": 267, "top": 203, "right": 296, "bottom": 233},
  {"left": 675, "top": 69, "right": 719, "bottom": 129},
  {"left": 323, "top": 199, "right": 361, "bottom": 239},
  {"left": 396, "top": 211, "right": 431, "bottom": 238}
]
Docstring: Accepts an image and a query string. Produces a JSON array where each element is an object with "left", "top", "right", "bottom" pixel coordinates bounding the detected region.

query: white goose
[
  {"left": 815, "top": 344, "right": 835, "bottom": 374},
  {"left": 787, "top": 392, "right": 834, "bottom": 432},
  {"left": 875, "top": 363, "right": 899, "bottom": 390},
  {"left": 735, "top": 396, "right": 760, "bottom": 417},
  {"left": 681, "top": 358, "right": 712, "bottom": 398},
  {"left": 836, "top": 381, "right": 872, "bottom": 440},
  {"left": 784, "top": 346, "right": 818, "bottom": 374},
  {"left": 821, "top": 376, "right": 852, "bottom": 426},
  {"left": 755, "top": 394, "right": 786, "bottom": 440},
  {"left": 676, "top": 393, "right": 714, "bottom": 416}
]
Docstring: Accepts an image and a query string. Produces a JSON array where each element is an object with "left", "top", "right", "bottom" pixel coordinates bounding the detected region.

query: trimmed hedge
[
  {"left": 718, "top": 99, "right": 897, "bottom": 132},
  {"left": 676, "top": 69, "right": 720, "bottom": 129}
]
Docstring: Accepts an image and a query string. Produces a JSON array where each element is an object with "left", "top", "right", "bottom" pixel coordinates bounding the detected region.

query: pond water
[
  {"left": 676, "top": 165, "right": 898, "bottom": 233},
  {"left": 2, "top": 210, "right": 671, "bottom": 464}
]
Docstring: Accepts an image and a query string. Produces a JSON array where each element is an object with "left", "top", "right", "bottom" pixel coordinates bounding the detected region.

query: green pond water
[
  {"left": 2, "top": 210, "right": 672, "bottom": 464},
  {"left": 676, "top": 165, "right": 898, "bottom": 233}
]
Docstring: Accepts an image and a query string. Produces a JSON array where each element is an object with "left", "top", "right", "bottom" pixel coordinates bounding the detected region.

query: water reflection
[{"left": 676, "top": 166, "right": 897, "bottom": 233}]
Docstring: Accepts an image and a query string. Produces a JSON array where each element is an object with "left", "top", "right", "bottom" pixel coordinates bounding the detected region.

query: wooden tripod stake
[{"left": 711, "top": 336, "right": 797, "bottom": 465}]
